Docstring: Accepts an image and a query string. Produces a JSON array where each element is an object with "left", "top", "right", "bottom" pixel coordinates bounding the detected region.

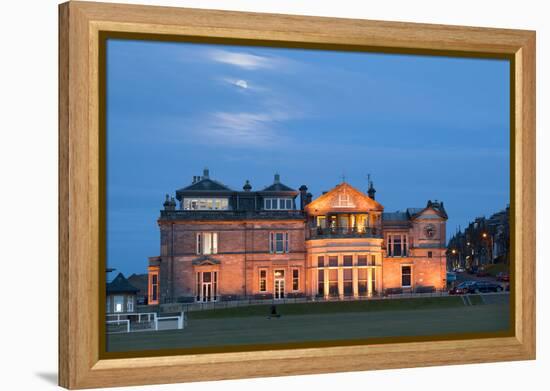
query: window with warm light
[
  {"left": 259, "top": 269, "right": 267, "bottom": 292},
  {"left": 196, "top": 232, "right": 218, "bottom": 254},
  {"left": 183, "top": 197, "right": 229, "bottom": 210}
]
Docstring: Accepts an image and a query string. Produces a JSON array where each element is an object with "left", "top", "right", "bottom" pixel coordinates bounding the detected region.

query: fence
[
  {"left": 106, "top": 312, "right": 186, "bottom": 334},
  {"left": 152, "top": 289, "right": 455, "bottom": 314}
]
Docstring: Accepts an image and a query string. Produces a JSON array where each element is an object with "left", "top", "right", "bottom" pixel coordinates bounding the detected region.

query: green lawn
[
  {"left": 107, "top": 297, "right": 510, "bottom": 353},
  {"left": 188, "top": 296, "right": 464, "bottom": 320},
  {"left": 468, "top": 295, "right": 484, "bottom": 305}
]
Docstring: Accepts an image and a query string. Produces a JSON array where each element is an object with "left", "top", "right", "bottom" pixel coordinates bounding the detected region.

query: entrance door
[
  {"left": 198, "top": 271, "right": 216, "bottom": 302},
  {"left": 274, "top": 270, "right": 285, "bottom": 299},
  {"left": 201, "top": 282, "right": 212, "bottom": 302}
]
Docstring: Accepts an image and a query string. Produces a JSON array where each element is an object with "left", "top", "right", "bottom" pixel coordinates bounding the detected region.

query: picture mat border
[{"left": 59, "top": 1, "right": 535, "bottom": 389}]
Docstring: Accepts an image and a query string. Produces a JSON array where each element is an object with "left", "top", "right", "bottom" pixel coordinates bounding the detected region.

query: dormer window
[
  {"left": 183, "top": 198, "right": 229, "bottom": 210},
  {"left": 264, "top": 198, "right": 293, "bottom": 210}
]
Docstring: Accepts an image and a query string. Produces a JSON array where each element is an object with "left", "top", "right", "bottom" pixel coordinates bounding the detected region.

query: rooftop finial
[
  {"left": 243, "top": 179, "right": 252, "bottom": 191},
  {"left": 274, "top": 173, "right": 280, "bottom": 183},
  {"left": 203, "top": 168, "right": 210, "bottom": 179},
  {"left": 367, "top": 174, "right": 376, "bottom": 200}
]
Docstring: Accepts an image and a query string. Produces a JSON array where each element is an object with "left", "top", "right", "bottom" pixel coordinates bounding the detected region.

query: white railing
[
  {"left": 106, "top": 312, "right": 185, "bottom": 334},
  {"left": 106, "top": 319, "right": 130, "bottom": 333}
]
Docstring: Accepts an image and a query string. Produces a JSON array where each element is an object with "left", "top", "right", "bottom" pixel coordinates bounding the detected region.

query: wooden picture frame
[{"left": 59, "top": 1, "right": 536, "bottom": 389}]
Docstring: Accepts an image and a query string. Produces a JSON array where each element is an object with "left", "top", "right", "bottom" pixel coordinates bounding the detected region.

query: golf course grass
[
  {"left": 187, "top": 296, "right": 464, "bottom": 320},
  {"left": 106, "top": 295, "right": 510, "bottom": 352}
]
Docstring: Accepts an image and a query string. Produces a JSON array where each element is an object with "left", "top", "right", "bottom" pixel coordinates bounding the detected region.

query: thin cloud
[
  {"left": 207, "top": 49, "right": 278, "bottom": 70},
  {"left": 193, "top": 111, "right": 292, "bottom": 148}
]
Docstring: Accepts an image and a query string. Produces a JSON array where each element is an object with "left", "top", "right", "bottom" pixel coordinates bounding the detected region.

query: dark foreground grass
[
  {"left": 188, "top": 296, "right": 464, "bottom": 320},
  {"left": 106, "top": 301, "right": 510, "bottom": 352}
]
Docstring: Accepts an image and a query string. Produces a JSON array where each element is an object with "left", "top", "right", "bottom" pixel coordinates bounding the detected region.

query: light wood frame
[{"left": 59, "top": 1, "right": 536, "bottom": 389}]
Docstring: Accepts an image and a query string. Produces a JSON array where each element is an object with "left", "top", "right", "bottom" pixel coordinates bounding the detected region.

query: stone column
[{"left": 367, "top": 268, "right": 373, "bottom": 296}]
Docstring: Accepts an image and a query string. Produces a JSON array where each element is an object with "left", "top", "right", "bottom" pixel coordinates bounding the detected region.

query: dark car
[
  {"left": 496, "top": 272, "right": 510, "bottom": 282},
  {"left": 469, "top": 281, "right": 504, "bottom": 293},
  {"left": 449, "top": 281, "right": 477, "bottom": 295}
]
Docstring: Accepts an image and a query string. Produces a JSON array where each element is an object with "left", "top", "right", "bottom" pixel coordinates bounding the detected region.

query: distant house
[
  {"left": 106, "top": 273, "right": 139, "bottom": 313},
  {"left": 127, "top": 273, "right": 149, "bottom": 304}
]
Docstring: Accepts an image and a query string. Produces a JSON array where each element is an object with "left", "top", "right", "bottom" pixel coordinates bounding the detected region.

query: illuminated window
[
  {"left": 270, "top": 232, "right": 289, "bottom": 253},
  {"left": 259, "top": 269, "right": 267, "bottom": 292},
  {"left": 183, "top": 198, "right": 229, "bottom": 210},
  {"left": 196, "top": 232, "right": 218, "bottom": 254},
  {"left": 264, "top": 198, "right": 293, "bottom": 210},
  {"left": 113, "top": 296, "right": 124, "bottom": 313},
  {"left": 149, "top": 273, "right": 159, "bottom": 304}
]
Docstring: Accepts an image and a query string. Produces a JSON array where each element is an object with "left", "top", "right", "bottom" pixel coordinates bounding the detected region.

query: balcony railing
[{"left": 309, "top": 226, "right": 382, "bottom": 239}]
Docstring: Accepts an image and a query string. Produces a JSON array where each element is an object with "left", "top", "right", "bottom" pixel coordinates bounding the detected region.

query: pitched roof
[
  {"left": 178, "top": 178, "right": 232, "bottom": 192},
  {"left": 305, "top": 182, "right": 384, "bottom": 214},
  {"left": 106, "top": 273, "right": 139, "bottom": 294},
  {"left": 382, "top": 212, "right": 409, "bottom": 221},
  {"left": 261, "top": 182, "right": 296, "bottom": 192},
  {"left": 127, "top": 273, "right": 148, "bottom": 294},
  {"left": 261, "top": 173, "right": 297, "bottom": 193}
]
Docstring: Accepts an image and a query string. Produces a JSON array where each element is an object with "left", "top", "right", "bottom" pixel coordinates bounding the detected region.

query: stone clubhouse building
[{"left": 147, "top": 169, "right": 448, "bottom": 304}]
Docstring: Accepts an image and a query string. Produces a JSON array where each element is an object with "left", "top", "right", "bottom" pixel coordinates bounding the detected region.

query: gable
[
  {"left": 305, "top": 183, "right": 383, "bottom": 215},
  {"left": 412, "top": 208, "right": 446, "bottom": 221}
]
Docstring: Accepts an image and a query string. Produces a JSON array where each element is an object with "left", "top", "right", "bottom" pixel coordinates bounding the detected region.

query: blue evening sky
[{"left": 106, "top": 39, "right": 510, "bottom": 277}]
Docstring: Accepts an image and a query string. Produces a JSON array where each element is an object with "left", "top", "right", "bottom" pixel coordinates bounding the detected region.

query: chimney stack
[
  {"left": 203, "top": 168, "right": 210, "bottom": 179},
  {"left": 299, "top": 185, "right": 308, "bottom": 210},
  {"left": 274, "top": 173, "right": 280, "bottom": 183}
]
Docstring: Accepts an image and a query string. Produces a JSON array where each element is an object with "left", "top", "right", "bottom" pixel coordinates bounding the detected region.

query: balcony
[
  {"left": 160, "top": 209, "right": 306, "bottom": 221},
  {"left": 309, "top": 226, "right": 382, "bottom": 239}
]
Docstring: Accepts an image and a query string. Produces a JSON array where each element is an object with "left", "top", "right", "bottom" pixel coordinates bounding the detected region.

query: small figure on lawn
[{"left": 268, "top": 304, "right": 280, "bottom": 319}]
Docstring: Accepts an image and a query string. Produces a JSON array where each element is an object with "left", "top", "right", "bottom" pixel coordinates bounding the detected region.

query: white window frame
[
  {"left": 196, "top": 232, "right": 218, "bottom": 255},
  {"left": 264, "top": 198, "right": 293, "bottom": 210},
  {"left": 183, "top": 198, "right": 229, "bottom": 210},
  {"left": 113, "top": 295, "right": 124, "bottom": 313},
  {"left": 387, "top": 234, "right": 408, "bottom": 257},
  {"left": 259, "top": 269, "right": 268, "bottom": 292},
  {"left": 401, "top": 265, "right": 412, "bottom": 288},
  {"left": 270, "top": 232, "right": 290, "bottom": 254},
  {"left": 127, "top": 297, "right": 134, "bottom": 313}
]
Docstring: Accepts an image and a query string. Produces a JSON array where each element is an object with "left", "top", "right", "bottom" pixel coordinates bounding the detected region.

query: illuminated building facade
[{"left": 148, "top": 169, "right": 448, "bottom": 304}]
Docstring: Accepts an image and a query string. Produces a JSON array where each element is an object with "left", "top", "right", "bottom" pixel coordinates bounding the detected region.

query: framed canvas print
[{"left": 58, "top": 1, "right": 536, "bottom": 389}]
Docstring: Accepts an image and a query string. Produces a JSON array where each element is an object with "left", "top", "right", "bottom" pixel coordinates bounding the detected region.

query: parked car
[
  {"left": 496, "top": 272, "right": 510, "bottom": 282},
  {"left": 449, "top": 281, "right": 477, "bottom": 295},
  {"left": 470, "top": 281, "right": 504, "bottom": 293}
]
